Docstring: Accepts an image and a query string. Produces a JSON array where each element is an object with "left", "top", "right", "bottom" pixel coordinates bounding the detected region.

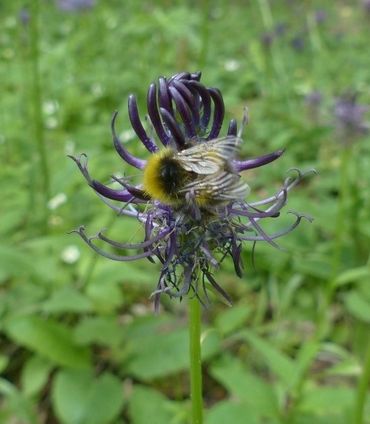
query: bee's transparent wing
[
  {"left": 180, "top": 171, "right": 250, "bottom": 202},
  {"left": 177, "top": 136, "right": 241, "bottom": 175}
]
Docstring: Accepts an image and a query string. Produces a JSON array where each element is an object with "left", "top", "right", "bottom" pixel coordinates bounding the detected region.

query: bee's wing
[
  {"left": 177, "top": 136, "right": 241, "bottom": 175},
  {"left": 180, "top": 171, "right": 250, "bottom": 202}
]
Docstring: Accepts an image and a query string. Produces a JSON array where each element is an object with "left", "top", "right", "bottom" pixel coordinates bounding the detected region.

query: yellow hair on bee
[{"left": 143, "top": 148, "right": 178, "bottom": 205}]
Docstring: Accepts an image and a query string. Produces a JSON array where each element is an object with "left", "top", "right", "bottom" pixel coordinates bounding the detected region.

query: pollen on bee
[{"left": 143, "top": 148, "right": 178, "bottom": 205}]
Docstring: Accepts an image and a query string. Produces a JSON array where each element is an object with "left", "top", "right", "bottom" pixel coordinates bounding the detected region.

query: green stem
[
  {"left": 30, "top": 0, "right": 50, "bottom": 229},
  {"left": 333, "top": 146, "right": 352, "bottom": 276},
  {"left": 354, "top": 341, "right": 370, "bottom": 424},
  {"left": 189, "top": 296, "right": 203, "bottom": 424}
]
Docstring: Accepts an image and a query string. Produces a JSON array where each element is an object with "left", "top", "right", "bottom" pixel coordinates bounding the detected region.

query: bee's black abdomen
[{"left": 159, "top": 158, "right": 184, "bottom": 195}]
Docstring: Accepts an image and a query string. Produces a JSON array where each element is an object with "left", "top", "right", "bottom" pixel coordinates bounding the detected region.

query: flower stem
[
  {"left": 188, "top": 296, "right": 203, "bottom": 424},
  {"left": 30, "top": 0, "right": 50, "bottom": 230},
  {"left": 354, "top": 341, "right": 370, "bottom": 424}
]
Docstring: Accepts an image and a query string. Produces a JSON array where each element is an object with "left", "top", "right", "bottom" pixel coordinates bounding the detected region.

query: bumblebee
[{"left": 143, "top": 137, "right": 249, "bottom": 207}]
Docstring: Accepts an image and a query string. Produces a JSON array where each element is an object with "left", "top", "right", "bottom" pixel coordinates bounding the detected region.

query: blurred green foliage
[{"left": 1, "top": 0, "right": 370, "bottom": 423}]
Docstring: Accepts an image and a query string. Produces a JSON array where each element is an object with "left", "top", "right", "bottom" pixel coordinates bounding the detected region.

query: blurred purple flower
[
  {"left": 334, "top": 94, "right": 369, "bottom": 140},
  {"left": 314, "top": 9, "right": 327, "bottom": 24},
  {"left": 57, "top": 0, "right": 95, "bottom": 12},
  {"left": 291, "top": 35, "right": 305, "bottom": 51},
  {"left": 274, "top": 22, "right": 288, "bottom": 36},
  {"left": 260, "top": 31, "right": 275, "bottom": 48},
  {"left": 19, "top": 8, "right": 30, "bottom": 26},
  {"left": 260, "top": 23, "right": 287, "bottom": 48},
  {"left": 305, "top": 91, "right": 322, "bottom": 108},
  {"left": 70, "top": 72, "right": 312, "bottom": 308},
  {"left": 362, "top": 0, "right": 370, "bottom": 13}
]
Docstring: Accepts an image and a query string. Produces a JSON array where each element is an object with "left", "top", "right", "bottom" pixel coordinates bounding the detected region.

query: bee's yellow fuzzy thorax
[{"left": 143, "top": 148, "right": 177, "bottom": 205}]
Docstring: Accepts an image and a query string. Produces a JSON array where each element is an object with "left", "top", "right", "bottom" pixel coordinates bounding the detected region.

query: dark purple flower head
[
  {"left": 334, "top": 93, "right": 369, "bottom": 141},
  {"left": 70, "top": 72, "right": 312, "bottom": 309},
  {"left": 56, "top": 0, "right": 95, "bottom": 12}
]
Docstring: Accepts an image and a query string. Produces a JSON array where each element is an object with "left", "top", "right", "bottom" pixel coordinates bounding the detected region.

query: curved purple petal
[
  {"left": 234, "top": 149, "right": 285, "bottom": 172},
  {"left": 91, "top": 180, "right": 135, "bottom": 202},
  {"left": 110, "top": 175, "right": 150, "bottom": 201},
  {"left": 207, "top": 88, "right": 225, "bottom": 140},
  {"left": 111, "top": 112, "right": 146, "bottom": 169},
  {"left": 147, "top": 83, "right": 170, "bottom": 145},
  {"left": 186, "top": 80, "right": 211, "bottom": 130},
  {"left": 128, "top": 95, "right": 158, "bottom": 153},
  {"left": 158, "top": 77, "right": 173, "bottom": 115},
  {"left": 160, "top": 107, "right": 186, "bottom": 149},
  {"left": 169, "top": 85, "right": 196, "bottom": 138}
]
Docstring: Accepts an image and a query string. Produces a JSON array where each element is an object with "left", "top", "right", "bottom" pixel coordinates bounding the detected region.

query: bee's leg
[{"left": 185, "top": 190, "right": 201, "bottom": 221}]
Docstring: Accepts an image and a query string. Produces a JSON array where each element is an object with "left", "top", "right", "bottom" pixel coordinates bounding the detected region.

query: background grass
[{"left": 1, "top": 0, "right": 370, "bottom": 423}]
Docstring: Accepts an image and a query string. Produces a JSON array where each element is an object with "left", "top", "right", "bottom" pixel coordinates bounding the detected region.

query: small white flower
[
  {"left": 224, "top": 59, "right": 240, "bottom": 72},
  {"left": 61, "top": 245, "right": 81, "bottom": 264},
  {"left": 120, "top": 129, "right": 135, "bottom": 142},
  {"left": 46, "top": 117, "right": 58, "bottom": 129},
  {"left": 48, "top": 193, "right": 67, "bottom": 210},
  {"left": 43, "top": 100, "right": 58, "bottom": 115},
  {"left": 91, "top": 83, "right": 103, "bottom": 96},
  {"left": 65, "top": 140, "right": 75, "bottom": 156}
]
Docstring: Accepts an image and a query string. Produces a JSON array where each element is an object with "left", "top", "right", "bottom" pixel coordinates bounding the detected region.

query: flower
[
  {"left": 362, "top": 0, "right": 370, "bottom": 14},
  {"left": 305, "top": 91, "right": 322, "bottom": 108},
  {"left": 56, "top": 0, "right": 95, "bottom": 12},
  {"left": 314, "top": 9, "right": 327, "bottom": 24},
  {"left": 290, "top": 35, "right": 305, "bottom": 51},
  {"left": 70, "top": 72, "right": 312, "bottom": 309},
  {"left": 334, "top": 93, "right": 369, "bottom": 141}
]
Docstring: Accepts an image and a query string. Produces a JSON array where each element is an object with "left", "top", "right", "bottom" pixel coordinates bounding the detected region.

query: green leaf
[
  {"left": 210, "top": 355, "right": 279, "bottom": 418},
  {"left": 124, "top": 316, "right": 221, "bottom": 380},
  {"left": 291, "top": 414, "right": 350, "bottom": 424},
  {"left": 41, "top": 286, "right": 92, "bottom": 314},
  {"left": 52, "top": 369, "right": 124, "bottom": 424},
  {"left": 206, "top": 400, "right": 260, "bottom": 424},
  {"left": 128, "top": 385, "right": 181, "bottom": 424},
  {"left": 86, "top": 278, "right": 123, "bottom": 313},
  {"left": 125, "top": 328, "right": 188, "bottom": 380},
  {"left": 298, "top": 386, "right": 354, "bottom": 415},
  {"left": 21, "top": 355, "right": 53, "bottom": 397},
  {"left": 343, "top": 291, "right": 370, "bottom": 323},
  {"left": 214, "top": 304, "right": 251, "bottom": 335},
  {"left": 239, "top": 330, "right": 297, "bottom": 388},
  {"left": 74, "top": 316, "right": 124, "bottom": 347},
  {"left": 0, "top": 355, "right": 9, "bottom": 373},
  {"left": 0, "top": 244, "right": 42, "bottom": 283},
  {"left": 0, "top": 378, "right": 39, "bottom": 424},
  {"left": 5, "top": 316, "right": 90, "bottom": 368},
  {"left": 334, "top": 266, "right": 370, "bottom": 288}
]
